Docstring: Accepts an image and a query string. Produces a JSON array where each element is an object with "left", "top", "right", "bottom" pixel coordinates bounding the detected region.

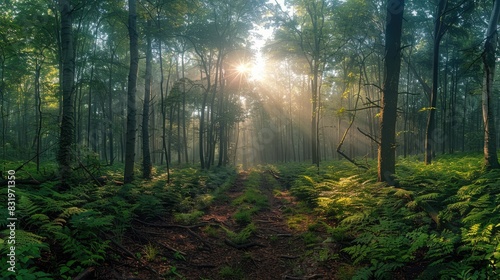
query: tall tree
[
  {"left": 424, "top": 0, "right": 447, "bottom": 165},
  {"left": 272, "top": 0, "right": 333, "bottom": 165},
  {"left": 124, "top": 0, "right": 139, "bottom": 184},
  {"left": 378, "top": 0, "right": 405, "bottom": 183},
  {"left": 482, "top": 0, "right": 500, "bottom": 169},
  {"left": 142, "top": 20, "right": 153, "bottom": 179},
  {"left": 57, "top": 0, "right": 76, "bottom": 189}
]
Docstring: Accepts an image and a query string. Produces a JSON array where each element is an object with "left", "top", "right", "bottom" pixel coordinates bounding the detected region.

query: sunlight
[
  {"left": 250, "top": 55, "right": 266, "bottom": 81},
  {"left": 236, "top": 63, "right": 250, "bottom": 75},
  {"left": 235, "top": 58, "right": 266, "bottom": 82}
]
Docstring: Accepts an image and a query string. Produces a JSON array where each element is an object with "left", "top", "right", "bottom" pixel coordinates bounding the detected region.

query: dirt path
[{"left": 95, "top": 171, "right": 337, "bottom": 279}]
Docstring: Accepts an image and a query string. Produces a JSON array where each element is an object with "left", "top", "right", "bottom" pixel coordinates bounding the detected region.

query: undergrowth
[
  {"left": 231, "top": 170, "right": 268, "bottom": 225},
  {"left": 270, "top": 154, "right": 500, "bottom": 279},
  {"left": 0, "top": 162, "right": 237, "bottom": 278}
]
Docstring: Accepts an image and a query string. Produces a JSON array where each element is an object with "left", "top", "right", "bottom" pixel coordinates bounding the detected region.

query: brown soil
[{"left": 92, "top": 172, "right": 339, "bottom": 280}]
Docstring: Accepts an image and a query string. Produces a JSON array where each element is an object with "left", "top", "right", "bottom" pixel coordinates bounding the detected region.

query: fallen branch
[
  {"left": 131, "top": 227, "right": 187, "bottom": 256},
  {"left": 279, "top": 255, "right": 299, "bottom": 259},
  {"left": 224, "top": 238, "right": 266, "bottom": 249},
  {"left": 135, "top": 219, "right": 210, "bottom": 229},
  {"left": 357, "top": 127, "right": 380, "bottom": 145},
  {"left": 276, "top": 233, "right": 293, "bottom": 237},
  {"left": 283, "top": 274, "right": 325, "bottom": 280},
  {"left": 134, "top": 219, "right": 212, "bottom": 249},
  {"left": 106, "top": 235, "right": 160, "bottom": 276},
  {"left": 73, "top": 267, "right": 95, "bottom": 280}
]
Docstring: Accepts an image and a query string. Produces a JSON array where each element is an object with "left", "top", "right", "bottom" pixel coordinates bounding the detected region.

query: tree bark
[
  {"left": 34, "top": 58, "right": 43, "bottom": 171},
  {"left": 425, "top": 0, "right": 447, "bottom": 165},
  {"left": 108, "top": 41, "right": 116, "bottom": 165},
  {"left": 378, "top": 0, "right": 404, "bottom": 183},
  {"left": 57, "top": 0, "right": 75, "bottom": 190},
  {"left": 124, "top": 0, "right": 139, "bottom": 184},
  {"left": 159, "top": 38, "right": 171, "bottom": 182},
  {"left": 482, "top": 0, "right": 500, "bottom": 170},
  {"left": 142, "top": 20, "right": 153, "bottom": 179}
]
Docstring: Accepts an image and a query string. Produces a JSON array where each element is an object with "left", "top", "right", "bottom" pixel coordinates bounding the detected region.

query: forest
[{"left": 2, "top": 0, "right": 500, "bottom": 279}]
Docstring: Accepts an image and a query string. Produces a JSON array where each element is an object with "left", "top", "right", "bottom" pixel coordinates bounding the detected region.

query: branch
[
  {"left": 346, "top": 105, "right": 380, "bottom": 112},
  {"left": 357, "top": 127, "right": 380, "bottom": 145},
  {"left": 364, "top": 83, "right": 383, "bottom": 92}
]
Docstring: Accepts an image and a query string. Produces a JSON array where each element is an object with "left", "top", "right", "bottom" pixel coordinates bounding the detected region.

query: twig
[
  {"left": 106, "top": 235, "right": 160, "bottom": 276},
  {"left": 357, "top": 127, "right": 380, "bottom": 145},
  {"left": 135, "top": 218, "right": 210, "bottom": 229},
  {"left": 131, "top": 227, "right": 187, "bottom": 256},
  {"left": 224, "top": 238, "right": 266, "bottom": 249},
  {"left": 75, "top": 154, "right": 103, "bottom": 187},
  {"left": 279, "top": 255, "right": 299, "bottom": 259},
  {"left": 73, "top": 267, "right": 95, "bottom": 280},
  {"left": 134, "top": 219, "right": 213, "bottom": 249},
  {"left": 283, "top": 274, "right": 325, "bottom": 280}
]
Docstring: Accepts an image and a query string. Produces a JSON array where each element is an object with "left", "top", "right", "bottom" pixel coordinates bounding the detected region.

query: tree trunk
[
  {"left": 124, "top": 0, "right": 139, "bottom": 184},
  {"left": 159, "top": 40, "right": 170, "bottom": 182},
  {"left": 378, "top": 0, "right": 404, "bottom": 183},
  {"left": 57, "top": 0, "right": 75, "bottom": 190},
  {"left": 181, "top": 49, "right": 189, "bottom": 164},
  {"left": 108, "top": 42, "right": 115, "bottom": 165},
  {"left": 35, "top": 59, "right": 43, "bottom": 171},
  {"left": 482, "top": 0, "right": 500, "bottom": 170},
  {"left": 142, "top": 21, "right": 153, "bottom": 179},
  {"left": 425, "top": 0, "right": 446, "bottom": 165}
]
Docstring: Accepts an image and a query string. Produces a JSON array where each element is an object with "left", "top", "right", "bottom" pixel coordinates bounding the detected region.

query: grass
[
  {"left": 219, "top": 265, "right": 244, "bottom": 279},
  {"left": 230, "top": 170, "right": 269, "bottom": 226},
  {"left": 224, "top": 223, "right": 257, "bottom": 244},
  {"left": 143, "top": 243, "right": 159, "bottom": 261},
  {"left": 173, "top": 210, "right": 204, "bottom": 225}
]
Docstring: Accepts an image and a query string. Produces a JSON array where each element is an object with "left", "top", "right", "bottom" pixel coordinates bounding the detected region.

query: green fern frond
[
  {"left": 457, "top": 184, "right": 486, "bottom": 200},
  {"left": 59, "top": 207, "right": 85, "bottom": 219},
  {"left": 393, "top": 188, "right": 414, "bottom": 200},
  {"left": 341, "top": 211, "right": 372, "bottom": 225},
  {"left": 471, "top": 194, "right": 492, "bottom": 208},
  {"left": 447, "top": 200, "right": 471, "bottom": 215},
  {"left": 415, "top": 192, "right": 440, "bottom": 202},
  {"left": 463, "top": 209, "right": 492, "bottom": 225},
  {"left": 28, "top": 213, "right": 50, "bottom": 226},
  {"left": 342, "top": 244, "right": 370, "bottom": 264},
  {"left": 18, "top": 195, "right": 42, "bottom": 217}
]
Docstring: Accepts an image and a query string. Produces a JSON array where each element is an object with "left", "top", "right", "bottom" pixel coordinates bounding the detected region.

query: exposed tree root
[
  {"left": 73, "top": 267, "right": 95, "bottom": 280},
  {"left": 282, "top": 274, "right": 325, "bottom": 280},
  {"left": 224, "top": 238, "right": 266, "bottom": 249}
]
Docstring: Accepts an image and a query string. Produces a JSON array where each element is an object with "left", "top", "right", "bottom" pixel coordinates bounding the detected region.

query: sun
[
  {"left": 236, "top": 63, "right": 251, "bottom": 75},
  {"left": 235, "top": 59, "right": 265, "bottom": 81}
]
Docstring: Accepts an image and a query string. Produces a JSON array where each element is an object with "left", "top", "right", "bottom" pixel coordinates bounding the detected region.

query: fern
[
  {"left": 342, "top": 244, "right": 370, "bottom": 265},
  {"left": 340, "top": 211, "right": 373, "bottom": 225},
  {"left": 425, "top": 229, "right": 459, "bottom": 264}
]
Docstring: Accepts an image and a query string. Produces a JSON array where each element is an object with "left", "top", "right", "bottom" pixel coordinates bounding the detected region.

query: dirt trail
[{"left": 95, "top": 171, "right": 336, "bottom": 279}]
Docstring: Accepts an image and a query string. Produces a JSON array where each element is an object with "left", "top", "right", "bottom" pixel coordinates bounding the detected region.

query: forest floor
[
  {"left": 6, "top": 154, "right": 498, "bottom": 279},
  {"left": 94, "top": 171, "right": 338, "bottom": 280}
]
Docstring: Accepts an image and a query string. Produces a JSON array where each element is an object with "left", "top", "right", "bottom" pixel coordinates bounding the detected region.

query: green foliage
[
  {"left": 290, "top": 176, "right": 320, "bottom": 207},
  {"left": 271, "top": 154, "right": 500, "bottom": 279},
  {"left": 233, "top": 209, "right": 252, "bottom": 225},
  {"left": 143, "top": 243, "right": 159, "bottom": 261},
  {"left": 225, "top": 223, "right": 256, "bottom": 245},
  {"left": 230, "top": 170, "right": 269, "bottom": 225},
  {"left": 174, "top": 210, "right": 204, "bottom": 225},
  {"left": 0, "top": 162, "right": 238, "bottom": 278},
  {"left": 219, "top": 265, "right": 244, "bottom": 279}
]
